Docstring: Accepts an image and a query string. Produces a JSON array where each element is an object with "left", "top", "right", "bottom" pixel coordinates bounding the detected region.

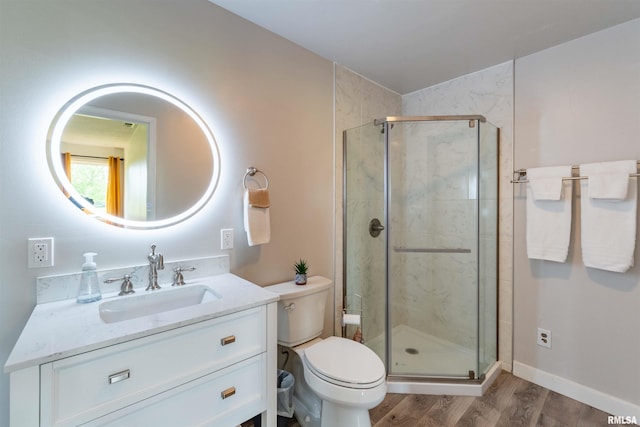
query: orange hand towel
[{"left": 248, "top": 188, "right": 270, "bottom": 208}]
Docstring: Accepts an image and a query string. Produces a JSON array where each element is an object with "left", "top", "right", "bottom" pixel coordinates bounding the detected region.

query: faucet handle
[
  {"left": 172, "top": 266, "right": 196, "bottom": 286},
  {"left": 104, "top": 274, "right": 135, "bottom": 296}
]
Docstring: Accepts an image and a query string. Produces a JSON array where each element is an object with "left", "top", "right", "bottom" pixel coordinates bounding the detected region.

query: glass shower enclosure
[{"left": 343, "top": 116, "right": 498, "bottom": 382}]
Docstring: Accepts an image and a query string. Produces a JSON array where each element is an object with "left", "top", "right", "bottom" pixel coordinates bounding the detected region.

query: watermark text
[{"left": 608, "top": 415, "right": 638, "bottom": 425}]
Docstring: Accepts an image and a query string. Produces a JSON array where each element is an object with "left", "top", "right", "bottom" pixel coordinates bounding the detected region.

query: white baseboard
[{"left": 513, "top": 361, "right": 640, "bottom": 420}]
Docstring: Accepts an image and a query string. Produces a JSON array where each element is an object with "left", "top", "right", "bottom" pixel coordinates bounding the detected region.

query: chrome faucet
[{"left": 146, "top": 244, "right": 164, "bottom": 291}]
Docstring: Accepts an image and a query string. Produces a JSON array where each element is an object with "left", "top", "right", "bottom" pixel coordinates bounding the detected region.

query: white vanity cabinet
[{"left": 9, "top": 302, "right": 278, "bottom": 427}]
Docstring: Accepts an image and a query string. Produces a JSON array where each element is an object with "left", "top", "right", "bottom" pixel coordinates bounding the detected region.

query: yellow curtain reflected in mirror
[
  {"left": 106, "top": 157, "right": 123, "bottom": 217},
  {"left": 62, "top": 152, "right": 71, "bottom": 196}
]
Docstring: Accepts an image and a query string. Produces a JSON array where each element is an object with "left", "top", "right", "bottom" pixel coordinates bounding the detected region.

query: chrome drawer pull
[
  {"left": 221, "top": 386, "right": 236, "bottom": 399},
  {"left": 108, "top": 369, "right": 130, "bottom": 385},
  {"left": 220, "top": 335, "right": 236, "bottom": 346}
]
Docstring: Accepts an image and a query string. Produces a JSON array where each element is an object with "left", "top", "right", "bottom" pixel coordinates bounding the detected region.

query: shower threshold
[{"left": 386, "top": 361, "right": 501, "bottom": 396}]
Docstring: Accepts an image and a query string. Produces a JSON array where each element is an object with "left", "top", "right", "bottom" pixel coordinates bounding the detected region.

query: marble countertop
[{"left": 5, "top": 273, "right": 279, "bottom": 372}]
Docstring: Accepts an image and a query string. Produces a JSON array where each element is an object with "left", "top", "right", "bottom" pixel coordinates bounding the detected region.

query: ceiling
[
  {"left": 208, "top": 0, "right": 640, "bottom": 94},
  {"left": 64, "top": 114, "right": 139, "bottom": 149}
]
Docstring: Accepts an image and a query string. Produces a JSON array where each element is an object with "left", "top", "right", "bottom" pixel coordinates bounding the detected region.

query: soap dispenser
[{"left": 76, "top": 252, "right": 102, "bottom": 304}]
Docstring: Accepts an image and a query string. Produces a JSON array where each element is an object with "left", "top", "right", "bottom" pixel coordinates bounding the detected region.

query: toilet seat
[{"left": 302, "top": 336, "right": 386, "bottom": 389}]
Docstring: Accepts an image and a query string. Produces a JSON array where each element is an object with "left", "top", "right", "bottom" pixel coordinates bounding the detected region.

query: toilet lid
[{"left": 303, "top": 336, "right": 385, "bottom": 386}]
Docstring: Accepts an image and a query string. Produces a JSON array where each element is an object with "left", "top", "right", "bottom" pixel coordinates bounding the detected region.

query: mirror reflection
[{"left": 48, "top": 84, "right": 220, "bottom": 229}]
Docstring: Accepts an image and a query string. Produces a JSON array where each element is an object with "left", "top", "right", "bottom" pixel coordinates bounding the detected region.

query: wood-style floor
[{"left": 245, "top": 372, "right": 618, "bottom": 427}]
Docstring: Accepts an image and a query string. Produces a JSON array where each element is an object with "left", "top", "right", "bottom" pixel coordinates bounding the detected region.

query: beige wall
[
  {"left": 513, "top": 18, "right": 640, "bottom": 417},
  {"left": 0, "top": 1, "right": 333, "bottom": 423}
]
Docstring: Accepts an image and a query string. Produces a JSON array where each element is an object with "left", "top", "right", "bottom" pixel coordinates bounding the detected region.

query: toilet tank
[{"left": 266, "top": 276, "right": 332, "bottom": 347}]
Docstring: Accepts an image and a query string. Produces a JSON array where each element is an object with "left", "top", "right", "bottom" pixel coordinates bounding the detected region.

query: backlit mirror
[{"left": 47, "top": 84, "right": 220, "bottom": 229}]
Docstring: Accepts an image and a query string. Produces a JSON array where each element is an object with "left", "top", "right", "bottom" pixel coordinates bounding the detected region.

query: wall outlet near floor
[
  {"left": 221, "top": 228, "right": 234, "bottom": 250},
  {"left": 28, "top": 237, "right": 54, "bottom": 268},
  {"left": 537, "top": 328, "right": 552, "bottom": 349}
]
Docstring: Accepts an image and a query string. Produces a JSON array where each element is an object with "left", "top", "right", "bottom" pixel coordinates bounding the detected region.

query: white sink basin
[{"left": 99, "top": 285, "right": 220, "bottom": 323}]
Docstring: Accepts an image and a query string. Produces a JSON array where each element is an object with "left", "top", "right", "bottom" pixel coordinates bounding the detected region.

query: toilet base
[
  {"left": 292, "top": 395, "right": 320, "bottom": 427},
  {"left": 320, "top": 400, "right": 372, "bottom": 427},
  {"left": 284, "top": 346, "right": 321, "bottom": 427}
]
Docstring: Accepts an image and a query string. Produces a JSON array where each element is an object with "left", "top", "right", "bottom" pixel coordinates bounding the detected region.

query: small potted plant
[{"left": 294, "top": 259, "right": 308, "bottom": 285}]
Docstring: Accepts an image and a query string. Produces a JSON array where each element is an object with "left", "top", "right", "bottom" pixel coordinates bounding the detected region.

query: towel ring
[{"left": 243, "top": 167, "right": 269, "bottom": 190}]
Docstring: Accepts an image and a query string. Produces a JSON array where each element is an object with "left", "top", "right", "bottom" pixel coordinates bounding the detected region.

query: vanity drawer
[
  {"left": 85, "top": 353, "right": 266, "bottom": 427},
  {"left": 41, "top": 306, "right": 265, "bottom": 427}
]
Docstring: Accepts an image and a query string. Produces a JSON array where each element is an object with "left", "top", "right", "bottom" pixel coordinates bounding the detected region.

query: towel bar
[
  {"left": 511, "top": 173, "right": 640, "bottom": 184},
  {"left": 243, "top": 166, "right": 269, "bottom": 190},
  {"left": 511, "top": 162, "right": 640, "bottom": 184}
]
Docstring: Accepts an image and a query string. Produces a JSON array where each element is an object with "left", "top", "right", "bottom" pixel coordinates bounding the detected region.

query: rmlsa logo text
[{"left": 608, "top": 415, "right": 638, "bottom": 425}]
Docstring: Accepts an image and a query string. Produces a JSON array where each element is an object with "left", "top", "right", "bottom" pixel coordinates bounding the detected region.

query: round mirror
[{"left": 47, "top": 84, "right": 220, "bottom": 229}]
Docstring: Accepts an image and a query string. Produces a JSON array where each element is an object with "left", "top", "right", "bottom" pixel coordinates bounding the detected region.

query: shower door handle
[
  {"left": 369, "top": 218, "right": 385, "bottom": 237},
  {"left": 394, "top": 246, "right": 471, "bottom": 254}
]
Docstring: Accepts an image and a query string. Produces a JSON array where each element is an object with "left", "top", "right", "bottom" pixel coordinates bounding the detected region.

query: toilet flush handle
[{"left": 284, "top": 302, "right": 295, "bottom": 311}]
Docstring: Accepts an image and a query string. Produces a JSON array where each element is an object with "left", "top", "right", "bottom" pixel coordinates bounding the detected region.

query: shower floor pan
[{"left": 367, "top": 324, "right": 501, "bottom": 396}]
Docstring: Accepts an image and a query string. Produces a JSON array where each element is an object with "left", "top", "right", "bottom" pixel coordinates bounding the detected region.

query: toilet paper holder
[{"left": 342, "top": 293, "right": 364, "bottom": 342}]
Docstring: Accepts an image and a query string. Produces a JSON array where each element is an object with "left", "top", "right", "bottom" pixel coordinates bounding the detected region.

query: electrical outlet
[
  {"left": 28, "top": 237, "right": 54, "bottom": 268},
  {"left": 537, "top": 328, "right": 552, "bottom": 349},
  {"left": 221, "top": 228, "right": 234, "bottom": 250}
]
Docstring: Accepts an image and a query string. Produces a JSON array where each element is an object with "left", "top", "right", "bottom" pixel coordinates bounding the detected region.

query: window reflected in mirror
[{"left": 62, "top": 110, "right": 149, "bottom": 221}]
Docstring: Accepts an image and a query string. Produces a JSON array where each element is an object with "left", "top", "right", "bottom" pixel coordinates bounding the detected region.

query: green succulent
[{"left": 293, "top": 259, "right": 309, "bottom": 275}]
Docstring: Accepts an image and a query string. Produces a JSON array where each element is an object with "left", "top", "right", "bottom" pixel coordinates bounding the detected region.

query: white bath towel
[
  {"left": 244, "top": 190, "right": 270, "bottom": 246},
  {"left": 526, "top": 166, "right": 573, "bottom": 262},
  {"left": 584, "top": 160, "right": 635, "bottom": 200},
  {"left": 580, "top": 161, "right": 637, "bottom": 272},
  {"left": 527, "top": 166, "right": 569, "bottom": 201}
]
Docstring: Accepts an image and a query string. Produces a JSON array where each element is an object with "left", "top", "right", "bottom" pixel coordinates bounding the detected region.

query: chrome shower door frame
[{"left": 343, "top": 115, "right": 497, "bottom": 384}]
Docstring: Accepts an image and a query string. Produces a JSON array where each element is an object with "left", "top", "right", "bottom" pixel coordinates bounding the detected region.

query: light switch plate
[{"left": 221, "top": 229, "right": 234, "bottom": 250}]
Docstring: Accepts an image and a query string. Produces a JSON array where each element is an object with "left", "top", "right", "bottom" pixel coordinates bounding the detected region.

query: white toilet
[{"left": 267, "top": 276, "right": 386, "bottom": 427}]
